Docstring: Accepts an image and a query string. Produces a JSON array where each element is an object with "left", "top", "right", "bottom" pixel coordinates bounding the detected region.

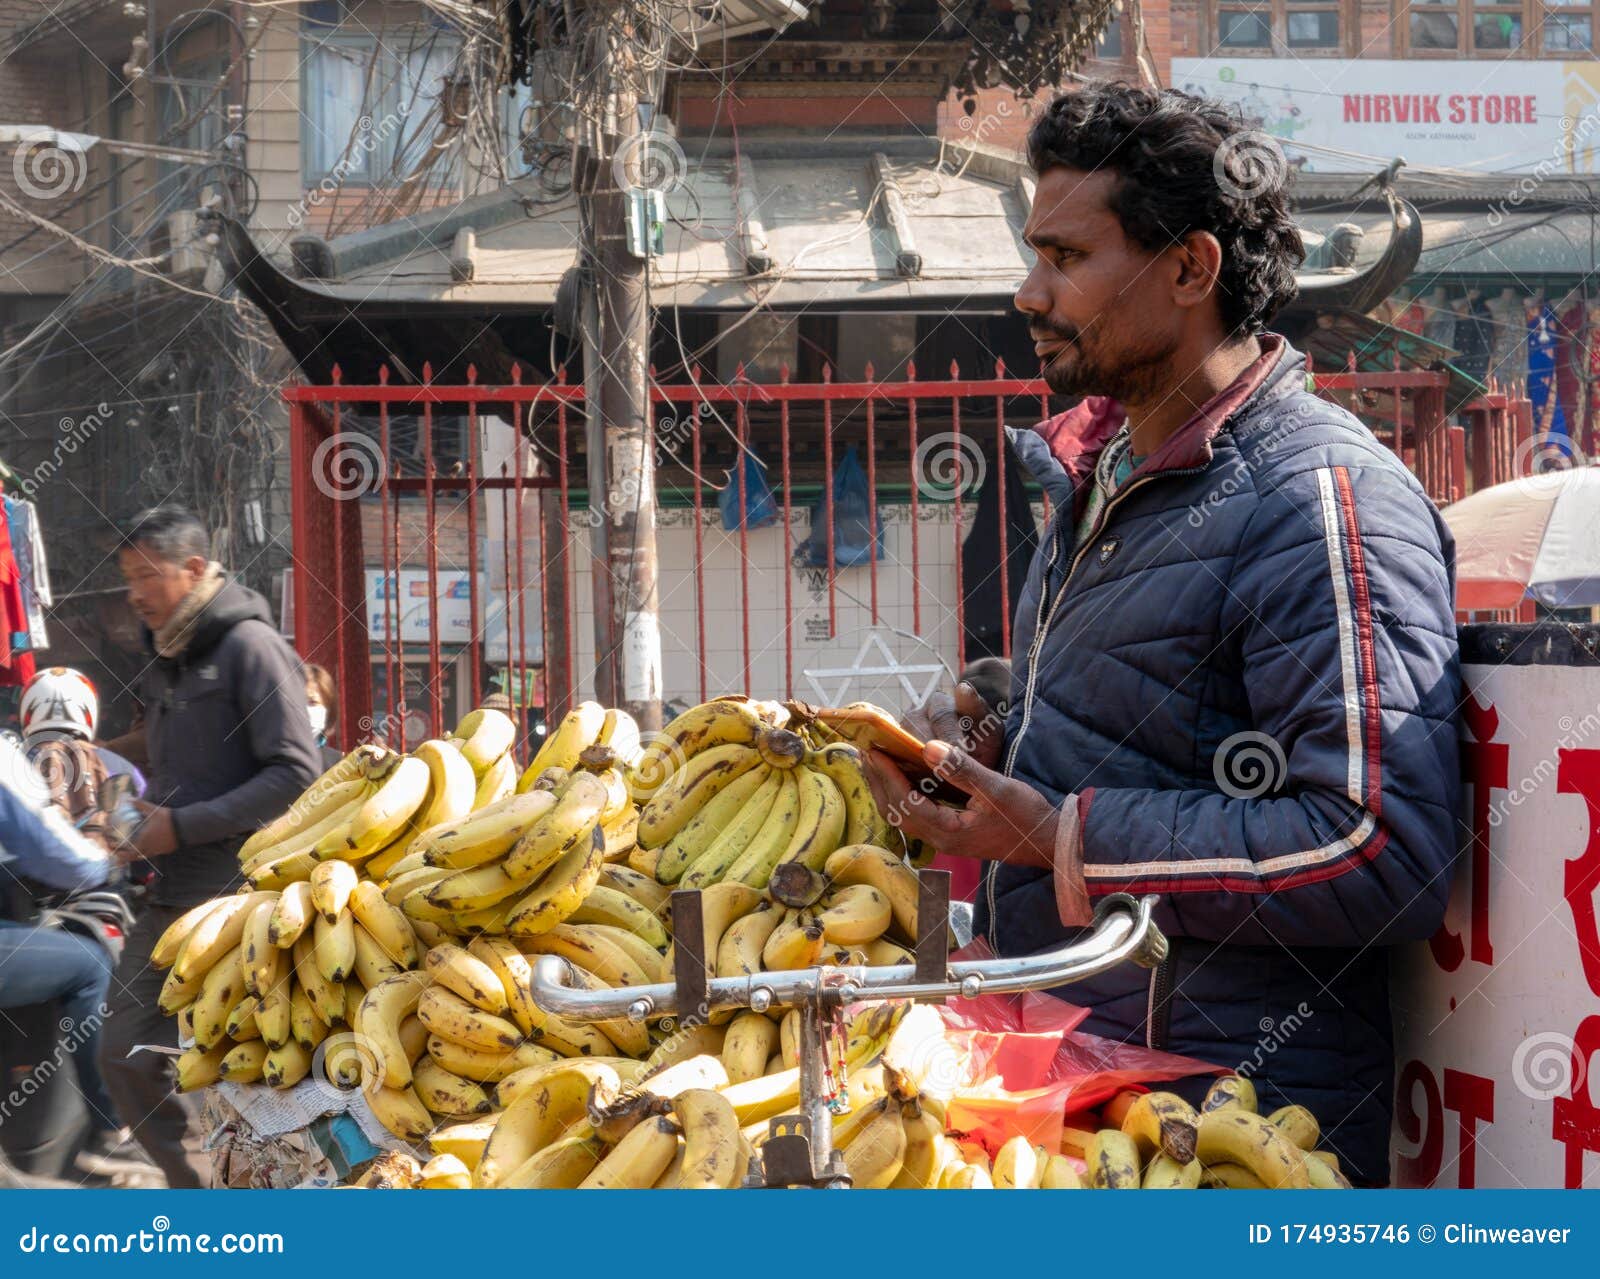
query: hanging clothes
[
  {"left": 961, "top": 439, "right": 1038, "bottom": 662},
  {"left": 1527, "top": 303, "right": 1572, "bottom": 457},
  {"left": 5, "top": 498, "right": 50, "bottom": 651},
  {"left": 0, "top": 504, "right": 36, "bottom": 687}
]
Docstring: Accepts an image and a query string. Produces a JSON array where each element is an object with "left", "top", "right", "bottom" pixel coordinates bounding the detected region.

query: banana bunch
[
  {"left": 515, "top": 702, "right": 642, "bottom": 794},
  {"left": 149, "top": 868, "right": 426, "bottom": 1098},
  {"left": 239, "top": 708, "right": 522, "bottom": 890},
  {"left": 392, "top": 754, "right": 638, "bottom": 943},
  {"left": 625, "top": 697, "right": 894, "bottom": 892},
  {"left": 1019, "top": 1077, "right": 1347, "bottom": 1189}
]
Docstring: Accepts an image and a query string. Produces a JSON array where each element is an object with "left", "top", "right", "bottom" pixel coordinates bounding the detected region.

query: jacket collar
[{"left": 1008, "top": 334, "right": 1302, "bottom": 496}]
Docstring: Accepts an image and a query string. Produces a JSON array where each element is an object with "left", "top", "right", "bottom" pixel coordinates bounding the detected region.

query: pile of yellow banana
[
  {"left": 629, "top": 698, "right": 896, "bottom": 889},
  {"left": 150, "top": 859, "right": 427, "bottom": 1094},
  {"left": 347, "top": 1001, "right": 965, "bottom": 1188},
  {"left": 1004, "top": 1077, "right": 1350, "bottom": 1190}
]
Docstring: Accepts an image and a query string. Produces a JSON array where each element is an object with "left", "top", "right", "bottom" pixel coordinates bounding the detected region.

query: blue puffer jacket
[{"left": 975, "top": 338, "right": 1462, "bottom": 1186}]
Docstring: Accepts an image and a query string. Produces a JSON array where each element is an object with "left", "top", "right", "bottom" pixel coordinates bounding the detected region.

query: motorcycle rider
[
  {"left": 20, "top": 666, "right": 146, "bottom": 849},
  {"left": 0, "top": 736, "right": 150, "bottom": 1186}
]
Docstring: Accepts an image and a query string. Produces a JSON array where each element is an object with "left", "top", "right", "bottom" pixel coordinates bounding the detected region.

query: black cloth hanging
[{"left": 961, "top": 436, "right": 1038, "bottom": 662}]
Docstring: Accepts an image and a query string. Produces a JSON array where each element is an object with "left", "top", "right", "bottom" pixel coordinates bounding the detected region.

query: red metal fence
[{"left": 284, "top": 363, "right": 1532, "bottom": 752}]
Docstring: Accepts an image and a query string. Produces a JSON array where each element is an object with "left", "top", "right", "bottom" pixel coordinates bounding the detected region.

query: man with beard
[{"left": 866, "top": 84, "right": 1461, "bottom": 1186}]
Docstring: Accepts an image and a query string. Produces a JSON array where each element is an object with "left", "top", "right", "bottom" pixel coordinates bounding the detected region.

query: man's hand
[
  {"left": 865, "top": 739, "right": 1053, "bottom": 864},
  {"left": 902, "top": 681, "right": 1005, "bottom": 772},
  {"left": 117, "top": 801, "right": 177, "bottom": 862}
]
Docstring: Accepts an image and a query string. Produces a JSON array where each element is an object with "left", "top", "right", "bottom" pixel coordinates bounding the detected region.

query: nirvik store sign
[{"left": 1173, "top": 57, "right": 1600, "bottom": 174}]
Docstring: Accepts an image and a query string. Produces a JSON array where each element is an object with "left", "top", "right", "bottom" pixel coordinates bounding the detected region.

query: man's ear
[
  {"left": 1171, "top": 230, "right": 1224, "bottom": 311},
  {"left": 182, "top": 554, "right": 210, "bottom": 578}
]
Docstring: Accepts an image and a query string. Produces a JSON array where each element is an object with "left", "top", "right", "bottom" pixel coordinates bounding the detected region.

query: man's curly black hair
[{"left": 1027, "top": 83, "right": 1304, "bottom": 336}]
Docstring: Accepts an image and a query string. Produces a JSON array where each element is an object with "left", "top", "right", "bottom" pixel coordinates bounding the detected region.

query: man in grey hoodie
[{"left": 98, "top": 506, "right": 320, "bottom": 1187}]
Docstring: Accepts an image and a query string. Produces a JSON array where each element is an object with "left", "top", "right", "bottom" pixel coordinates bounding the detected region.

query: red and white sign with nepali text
[{"left": 1390, "top": 658, "right": 1600, "bottom": 1188}]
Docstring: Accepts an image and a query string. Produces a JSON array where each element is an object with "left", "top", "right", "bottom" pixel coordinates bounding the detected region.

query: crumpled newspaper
[{"left": 202, "top": 1083, "right": 422, "bottom": 1189}]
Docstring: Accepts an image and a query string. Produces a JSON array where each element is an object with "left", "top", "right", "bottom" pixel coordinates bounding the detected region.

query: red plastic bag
[{"left": 935, "top": 941, "right": 1224, "bottom": 1153}]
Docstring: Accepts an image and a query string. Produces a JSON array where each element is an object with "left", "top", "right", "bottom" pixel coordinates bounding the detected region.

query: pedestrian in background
[{"left": 98, "top": 507, "right": 319, "bottom": 1188}]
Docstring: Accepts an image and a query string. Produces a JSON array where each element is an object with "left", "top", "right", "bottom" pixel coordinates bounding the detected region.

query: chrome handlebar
[{"left": 529, "top": 892, "right": 1166, "bottom": 1024}]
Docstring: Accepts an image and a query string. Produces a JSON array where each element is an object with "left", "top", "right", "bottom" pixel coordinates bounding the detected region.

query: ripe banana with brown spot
[
  {"left": 290, "top": 982, "right": 329, "bottom": 1051},
  {"left": 889, "top": 1101, "right": 945, "bottom": 1188},
  {"left": 347, "top": 881, "right": 418, "bottom": 968},
  {"left": 517, "top": 701, "right": 607, "bottom": 790},
  {"left": 312, "top": 910, "right": 355, "bottom": 983},
  {"left": 1195, "top": 1107, "right": 1310, "bottom": 1188},
  {"left": 715, "top": 900, "right": 785, "bottom": 978},
  {"left": 1086, "top": 1129, "right": 1142, "bottom": 1188},
  {"left": 500, "top": 1135, "right": 605, "bottom": 1189},
  {"left": 673, "top": 1088, "right": 742, "bottom": 1189},
  {"left": 426, "top": 1035, "right": 558, "bottom": 1083},
  {"left": 505, "top": 824, "right": 607, "bottom": 936},
  {"left": 1142, "top": 1152, "right": 1202, "bottom": 1188},
  {"left": 718, "top": 769, "right": 807, "bottom": 889},
  {"left": 413, "top": 738, "right": 479, "bottom": 830},
  {"left": 647, "top": 764, "right": 772, "bottom": 885},
  {"left": 241, "top": 898, "right": 278, "bottom": 995},
  {"left": 417, "top": 985, "right": 523, "bottom": 1052},
  {"left": 767, "top": 763, "right": 847, "bottom": 874},
  {"left": 809, "top": 742, "right": 893, "bottom": 847},
  {"left": 190, "top": 944, "right": 246, "bottom": 1050},
  {"left": 362, "top": 1082, "right": 434, "bottom": 1142},
  {"left": 629, "top": 700, "right": 770, "bottom": 802},
  {"left": 825, "top": 843, "right": 919, "bottom": 940},
  {"left": 309, "top": 860, "right": 357, "bottom": 922},
  {"left": 761, "top": 909, "right": 825, "bottom": 971},
  {"left": 993, "top": 1134, "right": 1043, "bottom": 1189},
  {"left": 319, "top": 756, "right": 430, "bottom": 861},
  {"left": 219, "top": 1040, "right": 269, "bottom": 1083},
  {"left": 566, "top": 885, "right": 670, "bottom": 950},
  {"left": 411, "top": 1056, "right": 494, "bottom": 1116},
  {"left": 175, "top": 1044, "right": 230, "bottom": 1092},
  {"left": 579, "top": 1114, "right": 681, "bottom": 1188},
  {"left": 638, "top": 742, "right": 767, "bottom": 856},
  {"left": 293, "top": 932, "right": 346, "bottom": 1025},
  {"left": 477, "top": 1060, "right": 620, "bottom": 1187},
  {"left": 1202, "top": 1074, "right": 1258, "bottom": 1113},
  {"left": 424, "top": 943, "right": 510, "bottom": 1014},
  {"left": 1041, "top": 1153, "right": 1084, "bottom": 1188},
  {"left": 814, "top": 883, "right": 892, "bottom": 946},
  {"left": 503, "top": 773, "right": 608, "bottom": 882},
  {"left": 417, "top": 790, "right": 556, "bottom": 869},
  {"left": 719, "top": 1012, "right": 780, "bottom": 1084},
  {"left": 239, "top": 753, "right": 375, "bottom": 861},
  {"left": 453, "top": 707, "right": 518, "bottom": 775},
  {"left": 1269, "top": 1103, "right": 1320, "bottom": 1151},
  {"left": 263, "top": 1039, "right": 312, "bottom": 1089},
  {"left": 597, "top": 862, "right": 669, "bottom": 913},
  {"left": 1121, "top": 1090, "right": 1200, "bottom": 1164},
  {"left": 465, "top": 937, "right": 615, "bottom": 1059},
  {"left": 172, "top": 891, "right": 275, "bottom": 983},
  {"left": 355, "top": 971, "right": 431, "bottom": 1088}
]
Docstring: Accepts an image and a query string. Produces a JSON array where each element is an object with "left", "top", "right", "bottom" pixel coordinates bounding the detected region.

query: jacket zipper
[
  {"left": 989, "top": 462, "right": 1208, "bottom": 949},
  {"left": 1146, "top": 944, "right": 1176, "bottom": 1051}
]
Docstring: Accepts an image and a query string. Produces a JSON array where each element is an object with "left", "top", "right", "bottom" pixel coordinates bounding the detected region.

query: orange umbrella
[{"left": 1443, "top": 468, "right": 1600, "bottom": 610}]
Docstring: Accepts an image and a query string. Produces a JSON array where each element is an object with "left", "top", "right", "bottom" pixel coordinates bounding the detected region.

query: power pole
[{"left": 574, "top": 2, "right": 663, "bottom": 732}]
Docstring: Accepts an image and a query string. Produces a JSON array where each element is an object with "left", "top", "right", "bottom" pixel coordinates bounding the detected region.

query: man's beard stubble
[{"left": 1039, "top": 323, "right": 1179, "bottom": 405}]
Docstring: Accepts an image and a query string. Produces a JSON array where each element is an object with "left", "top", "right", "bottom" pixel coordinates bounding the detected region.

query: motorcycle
[{"left": 0, "top": 843, "right": 140, "bottom": 1182}]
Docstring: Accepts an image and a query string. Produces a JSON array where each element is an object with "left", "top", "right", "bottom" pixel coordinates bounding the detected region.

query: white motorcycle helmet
[{"left": 20, "top": 667, "right": 100, "bottom": 742}]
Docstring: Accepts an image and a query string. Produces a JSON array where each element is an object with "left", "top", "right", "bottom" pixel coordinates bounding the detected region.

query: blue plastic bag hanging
[
  {"left": 719, "top": 448, "right": 777, "bottom": 531},
  {"left": 794, "top": 444, "right": 884, "bottom": 568}
]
